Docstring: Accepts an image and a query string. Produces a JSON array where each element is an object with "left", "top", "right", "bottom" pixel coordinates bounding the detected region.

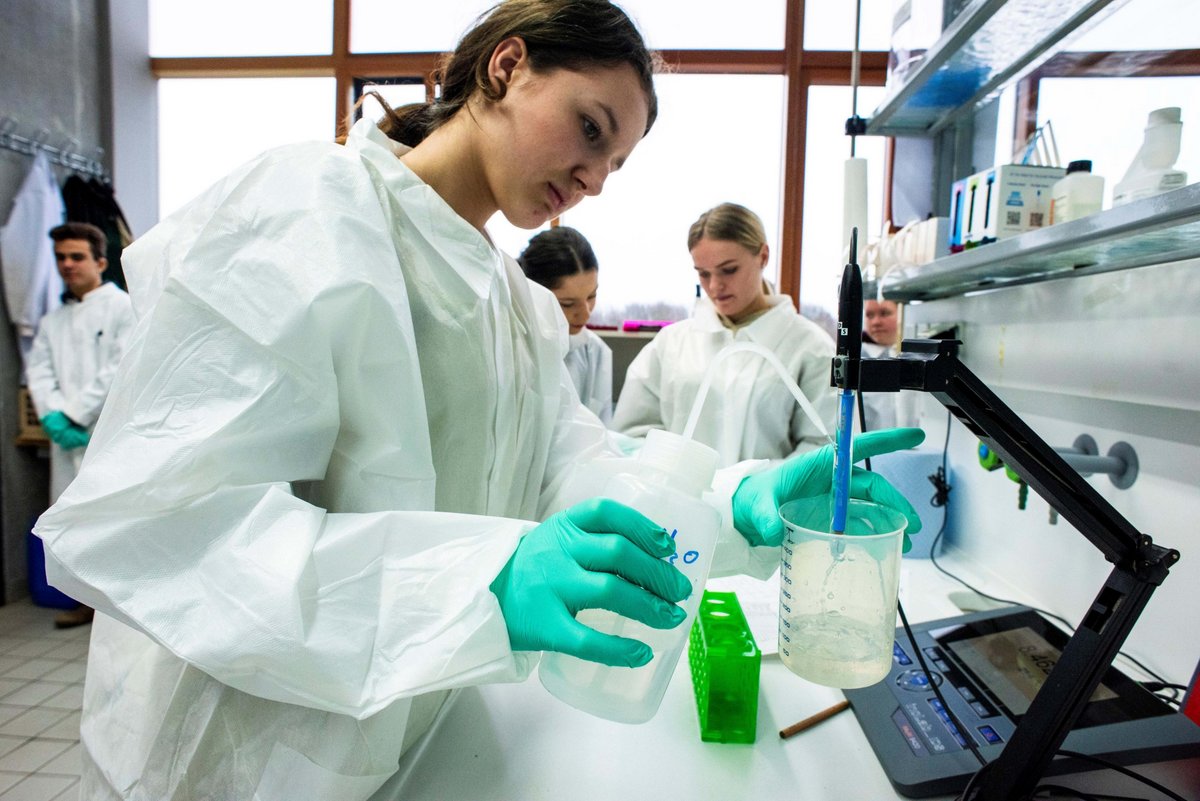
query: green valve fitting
[
  {"left": 978, "top": 442, "right": 1003, "bottom": 471},
  {"left": 688, "top": 590, "right": 761, "bottom": 744}
]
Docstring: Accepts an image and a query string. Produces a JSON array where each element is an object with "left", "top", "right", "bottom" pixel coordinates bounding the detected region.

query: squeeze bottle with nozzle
[
  {"left": 1113, "top": 107, "right": 1188, "bottom": 206},
  {"left": 538, "top": 429, "right": 720, "bottom": 724}
]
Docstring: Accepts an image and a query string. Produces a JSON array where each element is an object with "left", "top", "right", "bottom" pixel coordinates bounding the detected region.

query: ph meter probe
[{"left": 831, "top": 228, "right": 863, "bottom": 535}]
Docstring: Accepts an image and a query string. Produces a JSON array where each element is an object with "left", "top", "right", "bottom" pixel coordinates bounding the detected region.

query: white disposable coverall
[
  {"left": 565, "top": 327, "right": 613, "bottom": 424},
  {"left": 26, "top": 282, "right": 135, "bottom": 500},
  {"left": 0, "top": 151, "right": 64, "bottom": 363},
  {"left": 35, "top": 120, "right": 776, "bottom": 801},
  {"left": 612, "top": 294, "right": 838, "bottom": 466}
]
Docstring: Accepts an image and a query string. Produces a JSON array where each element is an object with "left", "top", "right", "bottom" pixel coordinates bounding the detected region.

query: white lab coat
[
  {"left": 34, "top": 120, "right": 775, "bottom": 801},
  {"left": 613, "top": 294, "right": 837, "bottom": 466},
  {"left": 0, "top": 151, "right": 65, "bottom": 365},
  {"left": 565, "top": 327, "right": 613, "bottom": 424},
  {"left": 25, "top": 282, "right": 135, "bottom": 500}
]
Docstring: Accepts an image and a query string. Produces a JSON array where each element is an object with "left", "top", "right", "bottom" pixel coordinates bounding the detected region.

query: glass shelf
[
  {"left": 866, "top": 0, "right": 1127, "bottom": 136},
  {"left": 880, "top": 183, "right": 1200, "bottom": 301}
]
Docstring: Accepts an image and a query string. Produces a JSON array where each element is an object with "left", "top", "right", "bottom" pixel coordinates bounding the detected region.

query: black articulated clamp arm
[{"left": 855, "top": 338, "right": 1180, "bottom": 801}]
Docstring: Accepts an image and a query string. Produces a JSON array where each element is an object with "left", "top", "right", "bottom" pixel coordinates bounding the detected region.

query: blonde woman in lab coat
[
  {"left": 34, "top": 5, "right": 923, "bottom": 800},
  {"left": 613, "top": 202, "right": 838, "bottom": 465}
]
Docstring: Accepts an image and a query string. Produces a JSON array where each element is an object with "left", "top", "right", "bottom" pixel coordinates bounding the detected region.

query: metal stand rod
[{"left": 1057, "top": 452, "right": 1124, "bottom": 476}]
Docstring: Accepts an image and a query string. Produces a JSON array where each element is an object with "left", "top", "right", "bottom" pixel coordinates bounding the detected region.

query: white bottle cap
[
  {"left": 639, "top": 429, "right": 719, "bottom": 497},
  {"left": 1148, "top": 107, "right": 1182, "bottom": 126}
]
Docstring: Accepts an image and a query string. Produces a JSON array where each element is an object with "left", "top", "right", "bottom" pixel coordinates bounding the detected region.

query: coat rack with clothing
[
  {"left": 0, "top": 117, "right": 110, "bottom": 182},
  {"left": 0, "top": 117, "right": 131, "bottom": 294}
]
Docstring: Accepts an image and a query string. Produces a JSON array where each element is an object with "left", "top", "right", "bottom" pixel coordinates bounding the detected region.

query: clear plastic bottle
[
  {"left": 1049, "top": 160, "right": 1105, "bottom": 224},
  {"left": 1113, "top": 107, "right": 1188, "bottom": 206},
  {"left": 538, "top": 429, "right": 720, "bottom": 724}
]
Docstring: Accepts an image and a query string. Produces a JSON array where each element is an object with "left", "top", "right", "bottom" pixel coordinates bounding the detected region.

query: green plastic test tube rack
[{"left": 687, "top": 590, "right": 761, "bottom": 743}]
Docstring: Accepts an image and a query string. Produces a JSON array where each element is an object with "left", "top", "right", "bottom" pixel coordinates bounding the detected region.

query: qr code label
[
  {"left": 1006, "top": 211, "right": 1021, "bottom": 226},
  {"left": 1029, "top": 212, "right": 1044, "bottom": 227}
]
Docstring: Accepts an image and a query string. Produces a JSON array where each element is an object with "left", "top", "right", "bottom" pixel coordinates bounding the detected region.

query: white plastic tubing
[{"left": 681, "top": 341, "right": 831, "bottom": 443}]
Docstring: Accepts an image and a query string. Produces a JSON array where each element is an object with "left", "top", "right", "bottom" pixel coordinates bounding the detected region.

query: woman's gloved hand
[
  {"left": 491, "top": 498, "right": 692, "bottom": 668},
  {"left": 732, "top": 427, "right": 926, "bottom": 549},
  {"left": 40, "top": 411, "right": 73, "bottom": 445},
  {"left": 58, "top": 424, "right": 90, "bottom": 451}
]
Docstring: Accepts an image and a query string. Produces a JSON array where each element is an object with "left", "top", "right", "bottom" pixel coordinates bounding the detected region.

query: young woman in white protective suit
[
  {"left": 613, "top": 202, "right": 839, "bottom": 465},
  {"left": 34, "top": 3, "right": 923, "bottom": 799}
]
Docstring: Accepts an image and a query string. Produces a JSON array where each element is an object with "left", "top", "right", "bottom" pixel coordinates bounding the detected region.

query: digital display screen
[{"left": 947, "top": 627, "right": 1117, "bottom": 716}]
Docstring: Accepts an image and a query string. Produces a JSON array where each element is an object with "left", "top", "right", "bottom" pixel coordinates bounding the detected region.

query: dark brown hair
[
  {"left": 371, "top": 0, "right": 658, "bottom": 147},
  {"left": 49, "top": 222, "right": 107, "bottom": 261},
  {"left": 517, "top": 226, "right": 598, "bottom": 290}
]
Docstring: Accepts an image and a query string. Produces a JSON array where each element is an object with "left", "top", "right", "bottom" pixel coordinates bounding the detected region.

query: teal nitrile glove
[
  {"left": 40, "top": 411, "right": 73, "bottom": 444},
  {"left": 732, "top": 427, "right": 926, "bottom": 550},
  {"left": 57, "top": 424, "right": 90, "bottom": 451},
  {"left": 491, "top": 498, "right": 693, "bottom": 668}
]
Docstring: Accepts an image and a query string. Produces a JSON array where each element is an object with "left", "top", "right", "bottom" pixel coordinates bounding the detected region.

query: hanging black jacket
[{"left": 61, "top": 175, "right": 133, "bottom": 290}]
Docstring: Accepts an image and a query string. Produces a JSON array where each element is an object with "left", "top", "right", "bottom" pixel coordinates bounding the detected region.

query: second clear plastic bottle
[{"left": 538, "top": 430, "right": 720, "bottom": 724}]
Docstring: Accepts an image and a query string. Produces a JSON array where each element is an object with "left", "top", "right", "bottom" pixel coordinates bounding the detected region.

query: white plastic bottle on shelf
[
  {"left": 1049, "top": 160, "right": 1105, "bottom": 224},
  {"left": 538, "top": 428, "right": 720, "bottom": 724},
  {"left": 1113, "top": 107, "right": 1189, "bottom": 206}
]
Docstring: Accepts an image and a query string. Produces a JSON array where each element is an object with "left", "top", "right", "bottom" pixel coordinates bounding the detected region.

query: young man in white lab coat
[{"left": 26, "top": 221, "right": 135, "bottom": 627}]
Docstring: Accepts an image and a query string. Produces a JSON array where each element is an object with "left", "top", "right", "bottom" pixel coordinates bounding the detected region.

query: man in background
[
  {"left": 862, "top": 298, "right": 918, "bottom": 431},
  {"left": 26, "top": 222, "right": 135, "bottom": 628}
]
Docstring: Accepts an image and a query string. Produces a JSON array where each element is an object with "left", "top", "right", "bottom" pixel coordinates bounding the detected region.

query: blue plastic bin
[{"left": 27, "top": 529, "right": 79, "bottom": 609}]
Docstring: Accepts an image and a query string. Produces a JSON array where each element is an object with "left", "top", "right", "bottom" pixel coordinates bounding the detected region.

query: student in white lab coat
[
  {"left": 34, "top": 4, "right": 923, "bottom": 800},
  {"left": 518, "top": 226, "right": 614, "bottom": 423},
  {"left": 27, "top": 222, "right": 135, "bottom": 502},
  {"left": 26, "top": 222, "right": 134, "bottom": 628},
  {"left": 613, "top": 202, "right": 838, "bottom": 466}
]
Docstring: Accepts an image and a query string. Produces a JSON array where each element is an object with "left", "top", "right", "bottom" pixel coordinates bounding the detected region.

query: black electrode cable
[
  {"left": 923, "top": 411, "right": 1178, "bottom": 703},
  {"left": 897, "top": 597, "right": 989, "bottom": 769},
  {"left": 1053, "top": 750, "right": 1188, "bottom": 801},
  {"left": 1030, "top": 785, "right": 1106, "bottom": 801},
  {"left": 927, "top": 502, "right": 1178, "bottom": 701},
  {"left": 856, "top": 387, "right": 871, "bottom": 470},
  {"left": 913, "top": 412, "right": 1190, "bottom": 801}
]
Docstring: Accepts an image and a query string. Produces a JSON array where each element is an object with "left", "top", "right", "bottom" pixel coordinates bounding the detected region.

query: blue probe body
[
  {"left": 831, "top": 389, "right": 855, "bottom": 534},
  {"left": 831, "top": 229, "right": 863, "bottom": 535}
]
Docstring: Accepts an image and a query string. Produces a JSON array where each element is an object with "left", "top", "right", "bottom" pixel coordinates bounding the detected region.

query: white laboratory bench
[
  {"left": 382, "top": 559, "right": 1078, "bottom": 801},
  {"left": 381, "top": 555, "right": 1200, "bottom": 800}
]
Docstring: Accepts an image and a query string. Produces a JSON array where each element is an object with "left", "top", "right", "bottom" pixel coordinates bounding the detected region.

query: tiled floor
[{"left": 0, "top": 599, "right": 88, "bottom": 800}]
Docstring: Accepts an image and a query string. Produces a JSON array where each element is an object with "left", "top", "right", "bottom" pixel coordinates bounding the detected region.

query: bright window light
[
  {"left": 149, "top": 0, "right": 331, "bottom": 57},
  {"left": 351, "top": 0, "right": 788, "bottom": 53},
  {"left": 351, "top": 0, "right": 494, "bottom": 54},
  {"left": 620, "top": 0, "right": 786, "bottom": 50},
  {"left": 804, "top": 0, "right": 892, "bottom": 51},
  {"left": 158, "top": 78, "right": 335, "bottom": 219},
  {"left": 510, "top": 73, "right": 788, "bottom": 326},
  {"left": 1062, "top": 0, "right": 1200, "bottom": 50}
]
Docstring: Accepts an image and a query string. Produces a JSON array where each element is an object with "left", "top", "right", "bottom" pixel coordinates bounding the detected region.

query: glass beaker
[{"left": 777, "top": 498, "right": 908, "bottom": 688}]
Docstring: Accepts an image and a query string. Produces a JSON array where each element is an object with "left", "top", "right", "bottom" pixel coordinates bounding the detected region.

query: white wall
[{"left": 904, "top": 256, "right": 1200, "bottom": 686}]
